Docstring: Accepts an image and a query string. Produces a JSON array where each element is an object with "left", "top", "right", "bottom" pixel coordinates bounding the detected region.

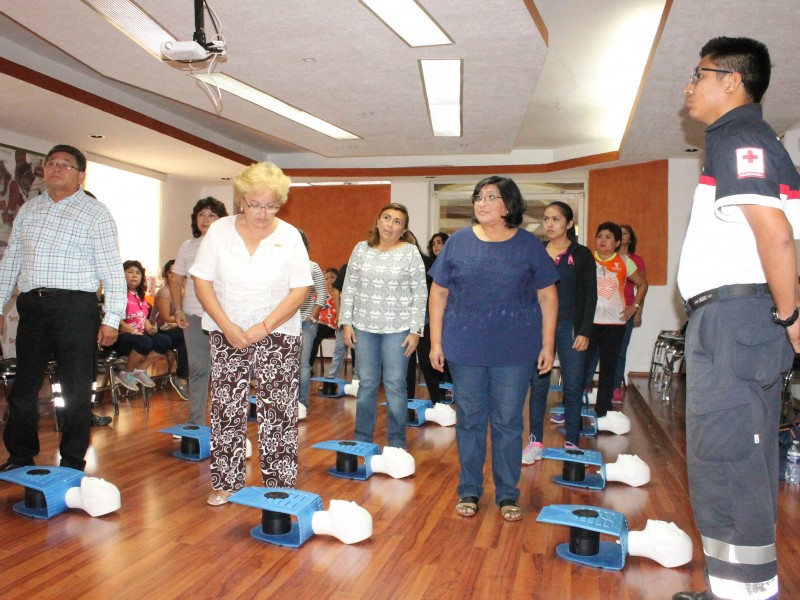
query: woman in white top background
[
  {"left": 171, "top": 197, "right": 228, "bottom": 423},
  {"left": 340, "top": 203, "right": 427, "bottom": 450},
  {"left": 191, "top": 162, "right": 312, "bottom": 506}
]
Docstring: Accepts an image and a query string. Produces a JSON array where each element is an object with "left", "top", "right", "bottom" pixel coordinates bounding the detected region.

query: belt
[
  {"left": 684, "top": 283, "right": 771, "bottom": 317},
  {"left": 27, "top": 288, "right": 79, "bottom": 297}
]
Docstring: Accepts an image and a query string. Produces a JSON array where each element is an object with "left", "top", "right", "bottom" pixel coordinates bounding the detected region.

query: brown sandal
[
  {"left": 455, "top": 496, "right": 479, "bottom": 517},
  {"left": 206, "top": 490, "right": 233, "bottom": 506},
  {"left": 499, "top": 499, "right": 523, "bottom": 522}
]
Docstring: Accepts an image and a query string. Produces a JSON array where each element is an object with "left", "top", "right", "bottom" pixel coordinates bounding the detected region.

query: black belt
[
  {"left": 684, "top": 283, "right": 771, "bottom": 317},
  {"left": 27, "top": 288, "right": 81, "bottom": 297}
]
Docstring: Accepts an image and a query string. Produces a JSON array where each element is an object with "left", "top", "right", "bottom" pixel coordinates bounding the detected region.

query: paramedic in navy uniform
[{"left": 674, "top": 37, "right": 800, "bottom": 600}]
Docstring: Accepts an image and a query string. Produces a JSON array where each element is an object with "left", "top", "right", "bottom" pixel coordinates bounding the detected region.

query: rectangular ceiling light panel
[
  {"left": 361, "top": 0, "right": 452, "bottom": 47},
  {"left": 421, "top": 59, "right": 462, "bottom": 137},
  {"left": 81, "top": 0, "right": 175, "bottom": 59},
  {"left": 192, "top": 73, "right": 360, "bottom": 140}
]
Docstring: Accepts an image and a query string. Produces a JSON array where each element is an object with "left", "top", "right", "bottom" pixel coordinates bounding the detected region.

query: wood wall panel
[
  {"left": 279, "top": 184, "right": 391, "bottom": 271},
  {"left": 587, "top": 160, "right": 668, "bottom": 285}
]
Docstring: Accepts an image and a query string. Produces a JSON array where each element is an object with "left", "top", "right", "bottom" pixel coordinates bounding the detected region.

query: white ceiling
[{"left": 1, "top": 0, "right": 799, "bottom": 183}]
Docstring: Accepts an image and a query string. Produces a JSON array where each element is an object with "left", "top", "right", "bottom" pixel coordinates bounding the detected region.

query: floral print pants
[{"left": 208, "top": 330, "right": 300, "bottom": 492}]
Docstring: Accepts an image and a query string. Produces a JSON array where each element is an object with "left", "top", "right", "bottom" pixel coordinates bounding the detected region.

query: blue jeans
[
  {"left": 449, "top": 360, "right": 535, "bottom": 504},
  {"left": 529, "top": 320, "right": 586, "bottom": 445},
  {"left": 299, "top": 319, "right": 318, "bottom": 407},
  {"left": 327, "top": 327, "right": 358, "bottom": 380},
  {"left": 353, "top": 329, "right": 409, "bottom": 448}
]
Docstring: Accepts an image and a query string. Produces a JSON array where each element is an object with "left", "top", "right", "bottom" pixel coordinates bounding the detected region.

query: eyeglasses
[
  {"left": 472, "top": 193, "right": 502, "bottom": 204},
  {"left": 688, "top": 66, "right": 733, "bottom": 84},
  {"left": 242, "top": 199, "right": 280, "bottom": 212},
  {"left": 45, "top": 160, "right": 81, "bottom": 172}
]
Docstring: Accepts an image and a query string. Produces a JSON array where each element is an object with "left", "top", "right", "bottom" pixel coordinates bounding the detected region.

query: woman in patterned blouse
[{"left": 340, "top": 203, "right": 428, "bottom": 450}]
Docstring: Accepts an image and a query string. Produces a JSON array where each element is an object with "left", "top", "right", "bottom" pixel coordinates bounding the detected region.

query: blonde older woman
[{"left": 191, "top": 162, "right": 312, "bottom": 506}]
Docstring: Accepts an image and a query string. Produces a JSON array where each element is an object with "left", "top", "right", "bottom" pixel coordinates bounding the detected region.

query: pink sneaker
[{"left": 612, "top": 387, "right": 623, "bottom": 403}]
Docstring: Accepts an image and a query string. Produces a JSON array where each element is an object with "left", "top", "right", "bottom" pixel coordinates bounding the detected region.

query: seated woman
[
  {"left": 113, "top": 260, "right": 171, "bottom": 391},
  {"left": 154, "top": 259, "right": 189, "bottom": 399}
]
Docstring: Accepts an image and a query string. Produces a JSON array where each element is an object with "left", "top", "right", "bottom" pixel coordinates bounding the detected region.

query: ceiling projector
[{"left": 160, "top": 41, "right": 210, "bottom": 62}]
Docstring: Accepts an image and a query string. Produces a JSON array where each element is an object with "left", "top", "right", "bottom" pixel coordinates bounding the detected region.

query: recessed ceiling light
[
  {"left": 192, "top": 73, "right": 360, "bottom": 140},
  {"left": 420, "top": 59, "right": 462, "bottom": 137},
  {"left": 80, "top": 0, "right": 175, "bottom": 59},
  {"left": 685, "top": 147, "right": 698, "bottom": 152},
  {"left": 302, "top": 57, "right": 317, "bottom": 63},
  {"left": 361, "top": 0, "right": 452, "bottom": 47},
  {"left": 88, "top": 134, "right": 106, "bottom": 139},
  {"left": 220, "top": 176, "right": 231, "bottom": 180}
]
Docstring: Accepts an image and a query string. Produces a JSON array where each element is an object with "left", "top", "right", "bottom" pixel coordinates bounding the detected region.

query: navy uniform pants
[{"left": 685, "top": 292, "right": 792, "bottom": 600}]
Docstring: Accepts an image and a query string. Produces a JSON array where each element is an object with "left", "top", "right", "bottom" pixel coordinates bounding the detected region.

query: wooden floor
[{"left": 2, "top": 369, "right": 800, "bottom": 600}]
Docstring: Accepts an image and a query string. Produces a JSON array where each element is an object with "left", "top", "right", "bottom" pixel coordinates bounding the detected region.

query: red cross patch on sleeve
[{"left": 736, "top": 147, "right": 765, "bottom": 179}]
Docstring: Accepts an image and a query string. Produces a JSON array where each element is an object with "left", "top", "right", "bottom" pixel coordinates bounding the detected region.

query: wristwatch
[{"left": 771, "top": 305, "right": 799, "bottom": 328}]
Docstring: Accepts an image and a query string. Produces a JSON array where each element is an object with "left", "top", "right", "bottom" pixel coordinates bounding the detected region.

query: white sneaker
[
  {"left": 344, "top": 379, "right": 359, "bottom": 397},
  {"left": 115, "top": 371, "right": 140, "bottom": 391},
  {"left": 298, "top": 403, "right": 307, "bottom": 420},
  {"left": 132, "top": 370, "right": 156, "bottom": 388},
  {"left": 522, "top": 435, "right": 544, "bottom": 464}
]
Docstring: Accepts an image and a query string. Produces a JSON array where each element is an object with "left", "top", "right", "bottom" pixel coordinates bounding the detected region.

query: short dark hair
[
  {"left": 596, "top": 221, "right": 622, "bottom": 242},
  {"left": 471, "top": 176, "right": 526, "bottom": 228},
  {"left": 46, "top": 144, "right": 86, "bottom": 172},
  {"left": 700, "top": 36, "right": 771, "bottom": 103},
  {"left": 123, "top": 260, "right": 147, "bottom": 300},
  {"left": 620, "top": 224, "right": 638, "bottom": 253},
  {"left": 427, "top": 232, "right": 449, "bottom": 256},
  {"left": 191, "top": 197, "right": 228, "bottom": 238},
  {"left": 546, "top": 201, "right": 577, "bottom": 241}
]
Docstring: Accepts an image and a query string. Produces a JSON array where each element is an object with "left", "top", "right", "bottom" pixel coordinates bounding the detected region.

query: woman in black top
[{"left": 523, "top": 201, "right": 596, "bottom": 462}]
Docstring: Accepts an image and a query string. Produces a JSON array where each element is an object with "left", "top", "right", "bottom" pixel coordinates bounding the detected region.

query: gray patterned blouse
[{"left": 339, "top": 241, "right": 427, "bottom": 335}]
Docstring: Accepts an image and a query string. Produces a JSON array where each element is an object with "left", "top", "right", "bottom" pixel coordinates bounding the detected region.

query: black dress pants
[{"left": 3, "top": 290, "right": 100, "bottom": 470}]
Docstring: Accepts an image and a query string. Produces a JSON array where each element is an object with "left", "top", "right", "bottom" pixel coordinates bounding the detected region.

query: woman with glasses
[
  {"left": 171, "top": 197, "right": 228, "bottom": 419},
  {"left": 190, "top": 162, "right": 312, "bottom": 506},
  {"left": 429, "top": 176, "right": 558, "bottom": 522},
  {"left": 340, "top": 203, "right": 427, "bottom": 450}
]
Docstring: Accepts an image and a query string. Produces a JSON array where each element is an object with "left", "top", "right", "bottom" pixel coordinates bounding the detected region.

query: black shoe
[
  {"left": 672, "top": 592, "right": 708, "bottom": 600},
  {"left": 0, "top": 458, "right": 35, "bottom": 472},
  {"left": 91, "top": 413, "right": 112, "bottom": 427}
]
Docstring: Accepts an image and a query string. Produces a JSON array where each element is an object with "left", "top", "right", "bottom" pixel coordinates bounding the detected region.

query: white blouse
[{"left": 190, "top": 216, "right": 312, "bottom": 336}]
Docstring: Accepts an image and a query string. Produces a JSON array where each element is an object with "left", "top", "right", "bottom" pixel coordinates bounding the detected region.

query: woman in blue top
[
  {"left": 429, "top": 176, "right": 558, "bottom": 522},
  {"left": 524, "top": 201, "right": 597, "bottom": 462}
]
